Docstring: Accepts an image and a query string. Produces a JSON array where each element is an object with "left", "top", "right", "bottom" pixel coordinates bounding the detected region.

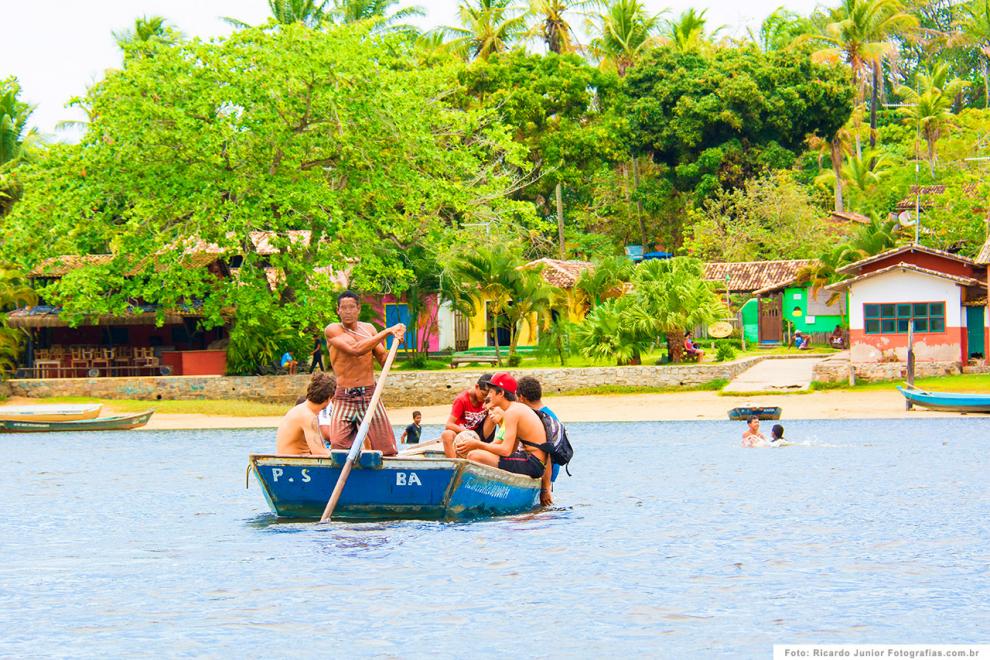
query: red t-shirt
[{"left": 451, "top": 390, "right": 486, "bottom": 431}]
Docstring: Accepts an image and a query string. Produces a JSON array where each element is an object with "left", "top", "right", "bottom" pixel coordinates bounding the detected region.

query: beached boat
[
  {"left": 249, "top": 451, "right": 543, "bottom": 521},
  {"left": 0, "top": 404, "right": 103, "bottom": 422},
  {"left": 897, "top": 386, "right": 990, "bottom": 413},
  {"left": 728, "top": 406, "right": 782, "bottom": 421},
  {"left": 0, "top": 410, "right": 154, "bottom": 433}
]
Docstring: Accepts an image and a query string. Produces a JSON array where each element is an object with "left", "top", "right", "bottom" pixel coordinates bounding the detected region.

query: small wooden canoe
[
  {"left": 728, "top": 406, "right": 782, "bottom": 421},
  {"left": 0, "top": 404, "right": 103, "bottom": 422},
  {"left": 250, "top": 451, "right": 544, "bottom": 521},
  {"left": 897, "top": 386, "right": 990, "bottom": 413},
  {"left": 0, "top": 410, "right": 154, "bottom": 433}
]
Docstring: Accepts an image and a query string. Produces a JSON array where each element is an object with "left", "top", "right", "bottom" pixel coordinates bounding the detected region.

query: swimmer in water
[
  {"left": 741, "top": 417, "right": 767, "bottom": 447},
  {"left": 769, "top": 424, "right": 785, "bottom": 446}
]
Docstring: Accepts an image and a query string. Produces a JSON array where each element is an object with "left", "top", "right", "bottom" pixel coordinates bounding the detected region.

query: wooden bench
[{"left": 449, "top": 353, "right": 500, "bottom": 368}]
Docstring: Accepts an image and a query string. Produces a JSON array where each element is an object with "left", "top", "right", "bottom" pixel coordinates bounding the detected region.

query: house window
[{"left": 863, "top": 302, "right": 945, "bottom": 335}]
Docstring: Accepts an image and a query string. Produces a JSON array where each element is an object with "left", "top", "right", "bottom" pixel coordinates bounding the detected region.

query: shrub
[
  {"left": 715, "top": 343, "right": 737, "bottom": 362},
  {"left": 507, "top": 354, "right": 522, "bottom": 367}
]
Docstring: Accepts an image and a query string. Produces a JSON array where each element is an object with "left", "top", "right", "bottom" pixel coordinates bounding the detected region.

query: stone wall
[
  {"left": 2, "top": 358, "right": 762, "bottom": 407},
  {"left": 813, "top": 359, "right": 962, "bottom": 383}
]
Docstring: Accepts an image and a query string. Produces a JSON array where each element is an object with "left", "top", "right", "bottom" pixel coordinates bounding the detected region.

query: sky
[{"left": 3, "top": 0, "right": 823, "bottom": 139}]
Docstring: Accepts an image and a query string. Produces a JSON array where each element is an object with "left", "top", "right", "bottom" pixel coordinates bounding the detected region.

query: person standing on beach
[
  {"left": 324, "top": 290, "right": 405, "bottom": 456},
  {"left": 309, "top": 332, "right": 326, "bottom": 373}
]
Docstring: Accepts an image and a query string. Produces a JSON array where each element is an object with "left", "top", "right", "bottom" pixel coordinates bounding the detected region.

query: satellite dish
[
  {"left": 898, "top": 210, "right": 917, "bottom": 227},
  {"left": 708, "top": 321, "right": 733, "bottom": 338}
]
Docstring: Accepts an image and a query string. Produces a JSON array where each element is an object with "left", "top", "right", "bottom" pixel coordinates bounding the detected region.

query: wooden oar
[
  {"left": 398, "top": 438, "right": 442, "bottom": 457},
  {"left": 320, "top": 337, "right": 401, "bottom": 523}
]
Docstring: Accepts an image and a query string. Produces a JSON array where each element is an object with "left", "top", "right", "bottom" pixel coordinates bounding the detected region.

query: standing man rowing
[{"left": 324, "top": 290, "right": 405, "bottom": 456}]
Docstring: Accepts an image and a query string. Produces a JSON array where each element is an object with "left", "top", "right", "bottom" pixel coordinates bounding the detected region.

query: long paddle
[{"left": 320, "top": 336, "right": 401, "bottom": 523}]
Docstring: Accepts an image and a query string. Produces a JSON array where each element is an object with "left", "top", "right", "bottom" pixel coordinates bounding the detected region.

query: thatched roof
[
  {"left": 30, "top": 255, "right": 114, "bottom": 277},
  {"left": 6, "top": 304, "right": 208, "bottom": 329}
]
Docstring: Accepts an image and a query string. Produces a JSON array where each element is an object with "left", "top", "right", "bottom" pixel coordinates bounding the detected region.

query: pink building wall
[{"left": 367, "top": 293, "right": 441, "bottom": 352}]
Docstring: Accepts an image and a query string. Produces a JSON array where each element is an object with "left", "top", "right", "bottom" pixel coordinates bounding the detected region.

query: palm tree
[
  {"left": 0, "top": 78, "right": 40, "bottom": 216},
  {"left": 452, "top": 244, "right": 521, "bottom": 363},
  {"left": 806, "top": 0, "right": 918, "bottom": 152},
  {"left": 840, "top": 148, "right": 891, "bottom": 193},
  {"left": 225, "top": 0, "right": 330, "bottom": 28},
  {"left": 0, "top": 267, "right": 37, "bottom": 378},
  {"left": 794, "top": 245, "right": 855, "bottom": 317},
  {"left": 895, "top": 63, "right": 970, "bottom": 176},
  {"left": 113, "top": 15, "right": 174, "bottom": 49},
  {"left": 749, "top": 7, "right": 811, "bottom": 52},
  {"left": 627, "top": 258, "right": 726, "bottom": 363},
  {"left": 528, "top": 0, "right": 593, "bottom": 54},
  {"left": 327, "top": 0, "right": 425, "bottom": 34},
  {"left": 442, "top": 0, "right": 528, "bottom": 60},
  {"left": 664, "top": 8, "right": 712, "bottom": 54},
  {"left": 573, "top": 256, "right": 633, "bottom": 311},
  {"left": 502, "top": 267, "right": 552, "bottom": 363},
  {"left": 588, "top": 0, "right": 663, "bottom": 76},
  {"left": 574, "top": 297, "right": 651, "bottom": 365},
  {"left": 956, "top": 0, "right": 990, "bottom": 107}
]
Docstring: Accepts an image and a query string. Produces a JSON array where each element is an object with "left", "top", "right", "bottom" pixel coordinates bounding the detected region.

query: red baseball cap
[{"left": 489, "top": 372, "right": 517, "bottom": 395}]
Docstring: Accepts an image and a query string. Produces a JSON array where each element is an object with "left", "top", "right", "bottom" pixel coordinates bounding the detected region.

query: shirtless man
[
  {"left": 741, "top": 417, "right": 768, "bottom": 448},
  {"left": 324, "top": 290, "right": 405, "bottom": 456},
  {"left": 275, "top": 372, "right": 336, "bottom": 455},
  {"left": 454, "top": 372, "right": 553, "bottom": 506}
]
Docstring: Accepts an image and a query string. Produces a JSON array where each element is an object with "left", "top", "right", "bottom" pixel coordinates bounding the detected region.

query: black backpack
[{"left": 521, "top": 409, "right": 574, "bottom": 475}]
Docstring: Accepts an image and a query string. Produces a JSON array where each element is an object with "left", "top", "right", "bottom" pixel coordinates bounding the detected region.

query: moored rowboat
[
  {"left": 0, "top": 410, "right": 154, "bottom": 433},
  {"left": 897, "top": 385, "right": 990, "bottom": 413},
  {"left": 249, "top": 451, "right": 542, "bottom": 521},
  {"left": 728, "top": 406, "right": 782, "bottom": 421},
  {"left": 0, "top": 404, "right": 103, "bottom": 422}
]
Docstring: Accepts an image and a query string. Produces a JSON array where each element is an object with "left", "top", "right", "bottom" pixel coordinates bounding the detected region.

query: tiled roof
[
  {"left": 522, "top": 258, "right": 594, "bottom": 289},
  {"left": 895, "top": 183, "right": 978, "bottom": 211},
  {"left": 825, "top": 262, "right": 981, "bottom": 291},
  {"left": 977, "top": 235, "right": 990, "bottom": 264},
  {"left": 836, "top": 244, "right": 974, "bottom": 274},
  {"left": 30, "top": 255, "right": 114, "bottom": 277},
  {"left": 828, "top": 211, "right": 870, "bottom": 224},
  {"left": 249, "top": 230, "right": 312, "bottom": 255},
  {"left": 703, "top": 260, "right": 813, "bottom": 293}
]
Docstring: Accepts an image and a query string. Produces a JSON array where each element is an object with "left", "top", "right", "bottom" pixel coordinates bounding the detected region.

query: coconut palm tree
[
  {"left": 588, "top": 0, "right": 663, "bottom": 76},
  {"left": 895, "top": 63, "right": 970, "bottom": 176},
  {"left": 528, "top": 0, "right": 593, "bottom": 54},
  {"left": 113, "top": 15, "right": 175, "bottom": 49},
  {"left": 225, "top": 0, "right": 330, "bottom": 28},
  {"left": 328, "top": 0, "right": 425, "bottom": 34},
  {"left": 0, "top": 79, "right": 40, "bottom": 216},
  {"left": 0, "top": 267, "right": 37, "bottom": 378},
  {"left": 573, "top": 255, "right": 633, "bottom": 311},
  {"left": 840, "top": 148, "right": 891, "bottom": 193},
  {"left": 574, "top": 297, "right": 651, "bottom": 365},
  {"left": 955, "top": 0, "right": 990, "bottom": 107},
  {"left": 749, "top": 7, "right": 812, "bottom": 52},
  {"left": 502, "top": 267, "right": 552, "bottom": 363},
  {"left": 442, "top": 0, "right": 528, "bottom": 60},
  {"left": 805, "top": 0, "right": 918, "bottom": 152},
  {"left": 664, "top": 8, "right": 713, "bottom": 54}
]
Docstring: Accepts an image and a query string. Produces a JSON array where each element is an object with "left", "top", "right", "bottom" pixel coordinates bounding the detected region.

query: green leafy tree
[
  {"left": 574, "top": 297, "right": 651, "bottom": 364},
  {"left": 0, "top": 267, "right": 36, "bottom": 378},
  {"left": 0, "top": 78, "right": 40, "bottom": 216},
  {"left": 451, "top": 244, "right": 521, "bottom": 363},
  {"left": 573, "top": 255, "right": 632, "bottom": 310},
  {"left": 956, "top": 0, "right": 990, "bottom": 107},
  {"left": 3, "top": 24, "right": 529, "bottom": 374}
]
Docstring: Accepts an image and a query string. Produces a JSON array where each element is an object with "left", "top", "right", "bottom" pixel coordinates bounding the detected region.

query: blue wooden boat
[
  {"left": 249, "top": 451, "right": 543, "bottom": 521},
  {"left": 728, "top": 405, "right": 782, "bottom": 421},
  {"left": 897, "top": 386, "right": 990, "bottom": 413},
  {"left": 0, "top": 410, "right": 154, "bottom": 432}
]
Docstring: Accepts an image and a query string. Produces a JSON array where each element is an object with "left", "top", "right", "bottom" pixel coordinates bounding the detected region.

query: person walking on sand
[{"left": 324, "top": 290, "right": 406, "bottom": 456}]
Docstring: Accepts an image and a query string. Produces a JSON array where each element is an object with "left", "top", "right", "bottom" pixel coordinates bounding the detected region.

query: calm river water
[{"left": 1, "top": 418, "right": 989, "bottom": 656}]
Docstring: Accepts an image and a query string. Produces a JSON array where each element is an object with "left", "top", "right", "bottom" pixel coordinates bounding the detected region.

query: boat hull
[
  {"left": 0, "top": 404, "right": 103, "bottom": 422},
  {"left": 250, "top": 452, "right": 541, "bottom": 521},
  {"left": 0, "top": 410, "right": 154, "bottom": 432},
  {"left": 728, "top": 406, "right": 782, "bottom": 421},
  {"left": 897, "top": 386, "right": 990, "bottom": 413}
]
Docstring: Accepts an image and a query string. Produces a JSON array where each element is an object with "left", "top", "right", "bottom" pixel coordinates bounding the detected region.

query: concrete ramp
[{"left": 722, "top": 357, "right": 824, "bottom": 393}]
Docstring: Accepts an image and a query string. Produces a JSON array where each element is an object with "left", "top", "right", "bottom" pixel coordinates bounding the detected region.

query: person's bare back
[{"left": 274, "top": 372, "right": 335, "bottom": 456}]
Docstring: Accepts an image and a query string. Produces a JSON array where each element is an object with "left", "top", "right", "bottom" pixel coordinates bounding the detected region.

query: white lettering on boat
[
  {"left": 462, "top": 479, "right": 510, "bottom": 500},
  {"left": 301, "top": 469, "right": 311, "bottom": 483},
  {"left": 272, "top": 467, "right": 283, "bottom": 482},
  {"left": 395, "top": 472, "right": 422, "bottom": 486}
]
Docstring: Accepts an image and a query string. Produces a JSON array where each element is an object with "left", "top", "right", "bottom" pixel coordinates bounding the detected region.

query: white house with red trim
[{"left": 826, "top": 245, "right": 988, "bottom": 365}]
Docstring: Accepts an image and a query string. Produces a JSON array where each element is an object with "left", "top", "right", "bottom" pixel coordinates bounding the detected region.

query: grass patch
[
  {"left": 817, "top": 373, "right": 990, "bottom": 393},
  {"left": 21, "top": 396, "right": 288, "bottom": 416},
  {"left": 558, "top": 378, "right": 728, "bottom": 397}
]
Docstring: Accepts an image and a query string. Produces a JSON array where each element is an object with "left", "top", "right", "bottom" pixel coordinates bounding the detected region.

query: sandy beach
[{"left": 124, "top": 388, "right": 964, "bottom": 431}]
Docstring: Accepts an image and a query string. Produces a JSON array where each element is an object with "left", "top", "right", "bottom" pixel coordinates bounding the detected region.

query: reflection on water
[{"left": 1, "top": 420, "right": 989, "bottom": 655}]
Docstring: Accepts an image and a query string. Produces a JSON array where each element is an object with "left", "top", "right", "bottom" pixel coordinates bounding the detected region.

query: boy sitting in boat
[
  {"left": 454, "top": 373, "right": 553, "bottom": 505},
  {"left": 275, "top": 373, "right": 335, "bottom": 456},
  {"left": 441, "top": 374, "right": 492, "bottom": 458}
]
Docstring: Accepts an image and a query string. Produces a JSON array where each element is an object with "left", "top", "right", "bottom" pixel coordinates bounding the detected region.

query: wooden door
[
  {"left": 454, "top": 311, "right": 469, "bottom": 351},
  {"left": 758, "top": 295, "right": 783, "bottom": 344},
  {"left": 966, "top": 305, "right": 985, "bottom": 358}
]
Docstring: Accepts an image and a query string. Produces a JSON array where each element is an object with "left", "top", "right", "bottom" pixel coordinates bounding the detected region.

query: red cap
[{"left": 489, "top": 372, "right": 517, "bottom": 395}]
